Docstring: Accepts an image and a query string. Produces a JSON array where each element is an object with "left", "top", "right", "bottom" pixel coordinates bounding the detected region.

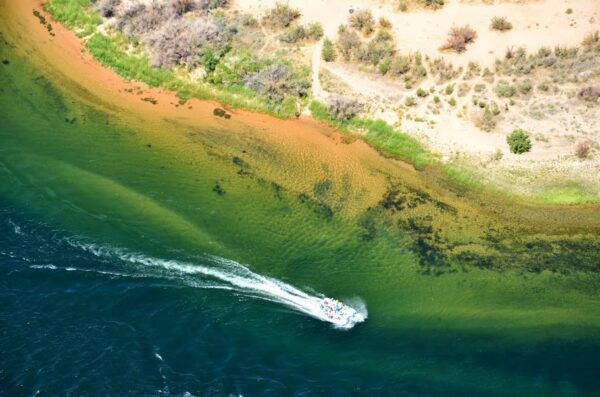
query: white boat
[{"left": 319, "top": 298, "right": 365, "bottom": 329}]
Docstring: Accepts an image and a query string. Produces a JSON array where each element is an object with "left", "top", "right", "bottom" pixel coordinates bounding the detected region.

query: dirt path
[
  {"left": 312, "top": 38, "right": 324, "bottom": 98},
  {"left": 323, "top": 63, "right": 405, "bottom": 99}
]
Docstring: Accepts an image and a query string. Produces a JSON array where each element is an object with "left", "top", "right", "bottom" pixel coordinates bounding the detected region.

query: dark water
[{"left": 1, "top": 19, "right": 600, "bottom": 396}]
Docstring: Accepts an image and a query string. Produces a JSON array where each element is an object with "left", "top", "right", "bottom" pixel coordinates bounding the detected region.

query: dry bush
[
  {"left": 505, "top": 46, "right": 515, "bottom": 59},
  {"left": 262, "top": 2, "right": 301, "bottom": 29},
  {"left": 116, "top": 2, "right": 176, "bottom": 37},
  {"left": 582, "top": 31, "right": 600, "bottom": 52},
  {"left": 379, "top": 17, "right": 392, "bottom": 29},
  {"left": 244, "top": 63, "right": 310, "bottom": 102},
  {"left": 171, "top": 0, "right": 196, "bottom": 15},
  {"left": 327, "top": 95, "right": 364, "bottom": 120},
  {"left": 578, "top": 86, "right": 600, "bottom": 102},
  {"left": 575, "top": 141, "right": 592, "bottom": 159},
  {"left": 337, "top": 29, "right": 362, "bottom": 60},
  {"left": 146, "top": 16, "right": 228, "bottom": 68},
  {"left": 349, "top": 9, "right": 375, "bottom": 35},
  {"left": 440, "top": 25, "right": 477, "bottom": 53}
]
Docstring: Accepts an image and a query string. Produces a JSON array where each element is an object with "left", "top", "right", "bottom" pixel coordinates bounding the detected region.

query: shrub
[
  {"left": 349, "top": 9, "right": 375, "bottom": 35},
  {"left": 389, "top": 55, "right": 411, "bottom": 75},
  {"left": 306, "top": 23, "right": 324, "bottom": 40},
  {"left": 357, "top": 32, "right": 395, "bottom": 65},
  {"left": 582, "top": 31, "right": 600, "bottom": 52},
  {"left": 575, "top": 142, "right": 591, "bottom": 159},
  {"left": 578, "top": 86, "right": 600, "bottom": 102},
  {"left": 496, "top": 81, "right": 516, "bottom": 97},
  {"left": 244, "top": 62, "right": 310, "bottom": 102},
  {"left": 517, "top": 79, "right": 532, "bottom": 95},
  {"left": 322, "top": 38, "right": 336, "bottom": 62},
  {"left": 280, "top": 23, "right": 322, "bottom": 43},
  {"left": 337, "top": 29, "right": 361, "bottom": 60},
  {"left": 479, "top": 107, "right": 496, "bottom": 131},
  {"left": 448, "top": 97, "right": 456, "bottom": 106},
  {"left": 171, "top": 0, "right": 196, "bottom": 15},
  {"left": 197, "top": 0, "right": 229, "bottom": 10},
  {"left": 420, "top": 0, "right": 444, "bottom": 9},
  {"left": 565, "top": 8, "right": 572, "bottom": 14},
  {"left": 145, "top": 16, "right": 229, "bottom": 68},
  {"left": 378, "top": 57, "right": 391, "bottom": 74},
  {"left": 507, "top": 129, "right": 532, "bottom": 154},
  {"left": 440, "top": 25, "right": 477, "bottom": 53},
  {"left": 280, "top": 25, "right": 305, "bottom": 43},
  {"left": 262, "top": 2, "right": 301, "bottom": 29},
  {"left": 416, "top": 87, "right": 428, "bottom": 97},
  {"left": 116, "top": 2, "right": 177, "bottom": 37},
  {"left": 379, "top": 17, "right": 392, "bottom": 29},
  {"left": 490, "top": 17, "right": 512, "bottom": 31},
  {"left": 405, "top": 96, "right": 417, "bottom": 106},
  {"left": 327, "top": 95, "right": 364, "bottom": 120}
]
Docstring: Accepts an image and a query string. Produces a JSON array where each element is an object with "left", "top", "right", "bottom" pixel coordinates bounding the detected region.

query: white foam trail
[{"left": 69, "top": 241, "right": 367, "bottom": 329}]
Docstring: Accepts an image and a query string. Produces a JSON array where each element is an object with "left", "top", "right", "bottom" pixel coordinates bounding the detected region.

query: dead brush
[
  {"left": 440, "top": 25, "right": 477, "bottom": 53},
  {"left": 505, "top": 46, "right": 515, "bottom": 60}
]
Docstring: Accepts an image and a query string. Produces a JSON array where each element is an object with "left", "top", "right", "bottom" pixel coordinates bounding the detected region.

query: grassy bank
[{"left": 309, "top": 101, "right": 432, "bottom": 170}]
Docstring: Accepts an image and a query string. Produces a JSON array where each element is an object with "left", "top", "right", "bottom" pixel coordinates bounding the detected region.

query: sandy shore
[{"left": 4, "top": 0, "right": 599, "bottom": 203}]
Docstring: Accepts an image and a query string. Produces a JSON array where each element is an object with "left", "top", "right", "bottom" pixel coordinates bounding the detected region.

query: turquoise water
[{"left": 1, "top": 19, "right": 600, "bottom": 396}]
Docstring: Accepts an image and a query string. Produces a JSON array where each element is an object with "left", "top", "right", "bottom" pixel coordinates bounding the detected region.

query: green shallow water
[{"left": 1, "top": 28, "right": 600, "bottom": 396}]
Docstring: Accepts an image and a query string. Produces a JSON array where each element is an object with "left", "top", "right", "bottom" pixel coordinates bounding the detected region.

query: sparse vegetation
[
  {"left": 262, "top": 2, "right": 301, "bottom": 29},
  {"left": 507, "top": 129, "right": 532, "bottom": 154},
  {"left": 490, "top": 17, "right": 512, "bottom": 32},
  {"left": 440, "top": 26, "right": 477, "bottom": 53},
  {"left": 280, "top": 23, "right": 323, "bottom": 43}
]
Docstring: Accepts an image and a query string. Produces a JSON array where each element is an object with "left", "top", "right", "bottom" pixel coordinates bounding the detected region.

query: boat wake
[{"left": 66, "top": 241, "right": 367, "bottom": 329}]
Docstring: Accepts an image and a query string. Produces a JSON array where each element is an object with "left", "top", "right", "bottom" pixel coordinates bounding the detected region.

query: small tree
[
  {"left": 507, "top": 129, "right": 532, "bottom": 154},
  {"left": 322, "top": 38, "right": 336, "bottom": 62}
]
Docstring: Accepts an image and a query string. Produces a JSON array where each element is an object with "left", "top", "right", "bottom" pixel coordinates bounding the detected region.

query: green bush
[
  {"left": 517, "top": 79, "right": 533, "bottom": 95},
  {"left": 416, "top": 87, "right": 428, "bottom": 97},
  {"left": 322, "top": 39, "right": 336, "bottom": 62},
  {"left": 496, "top": 81, "right": 516, "bottom": 97},
  {"left": 490, "top": 17, "right": 512, "bottom": 31},
  {"left": 507, "top": 129, "right": 532, "bottom": 154}
]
